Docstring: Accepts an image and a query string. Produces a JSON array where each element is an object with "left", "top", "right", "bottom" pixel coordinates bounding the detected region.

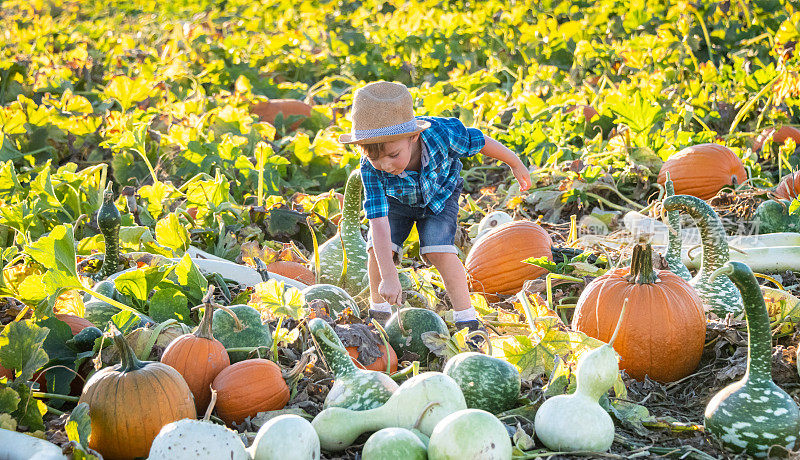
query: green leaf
[
  {"left": 111, "top": 311, "right": 140, "bottom": 335},
  {"left": 12, "top": 384, "right": 47, "bottom": 431},
  {"left": 172, "top": 254, "right": 208, "bottom": 306},
  {"left": 113, "top": 270, "right": 149, "bottom": 303},
  {"left": 25, "top": 224, "right": 78, "bottom": 278},
  {"left": 0, "top": 320, "right": 49, "bottom": 383},
  {"left": 66, "top": 402, "right": 92, "bottom": 449},
  {"left": 251, "top": 279, "right": 305, "bottom": 320},
  {"left": 0, "top": 386, "right": 20, "bottom": 413},
  {"left": 103, "top": 75, "right": 152, "bottom": 112},
  {"left": 155, "top": 213, "right": 189, "bottom": 254},
  {"left": 490, "top": 317, "right": 604, "bottom": 380},
  {"left": 149, "top": 288, "right": 191, "bottom": 324},
  {"left": 607, "top": 92, "right": 665, "bottom": 135}
]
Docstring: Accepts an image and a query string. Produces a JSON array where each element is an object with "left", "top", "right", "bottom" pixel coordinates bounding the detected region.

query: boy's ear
[{"left": 410, "top": 133, "right": 421, "bottom": 143}]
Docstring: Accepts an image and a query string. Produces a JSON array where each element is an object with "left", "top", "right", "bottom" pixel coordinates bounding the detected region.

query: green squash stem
[
  {"left": 112, "top": 331, "right": 147, "bottom": 373},
  {"left": 626, "top": 244, "right": 659, "bottom": 285}
]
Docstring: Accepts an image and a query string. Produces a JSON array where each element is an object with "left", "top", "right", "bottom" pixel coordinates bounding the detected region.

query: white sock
[
  {"left": 453, "top": 307, "right": 477, "bottom": 322},
  {"left": 370, "top": 301, "right": 392, "bottom": 313}
]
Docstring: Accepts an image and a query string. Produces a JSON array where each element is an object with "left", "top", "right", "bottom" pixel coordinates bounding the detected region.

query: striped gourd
[
  {"left": 318, "top": 169, "right": 369, "bottom": 296},
  {"left": 96, "top": 183, "right": 121, "bottom": 280},
  {"left": 704, "top": 262, "right": 800, "bottom": 458},
  {"left": 662, "top": 195, "right": 743, "bottom": 316},
  {"left": 663, "top": 174, "right": 692, "bottom": 281},
  {"left": 308, "top": 318, "right": 397, "bottom": 411}
]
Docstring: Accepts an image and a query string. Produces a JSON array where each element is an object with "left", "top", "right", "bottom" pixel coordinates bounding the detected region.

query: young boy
[{"left": 339, "top": 81, "right": 531, "bottom": 334}]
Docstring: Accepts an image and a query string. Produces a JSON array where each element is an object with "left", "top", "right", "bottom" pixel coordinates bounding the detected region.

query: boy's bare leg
[
  {"left": 424, "top": 252, "right": 471, "bottom": 311},
  {"left": 367, "top": 248, "right": 385, "bottom": 303}
]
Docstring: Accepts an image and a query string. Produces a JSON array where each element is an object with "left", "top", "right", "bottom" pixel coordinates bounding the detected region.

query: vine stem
[{"left": 32, "top": 392, "right": 80, "bottom": 402}]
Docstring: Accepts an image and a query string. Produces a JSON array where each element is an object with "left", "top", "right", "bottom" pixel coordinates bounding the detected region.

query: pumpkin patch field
[{"left": 2, "top": 0, "right": 800, "bottom": 458}]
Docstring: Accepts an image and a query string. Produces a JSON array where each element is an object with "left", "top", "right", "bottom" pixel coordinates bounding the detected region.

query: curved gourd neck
[
  {"left": 113, "top": 332, "right": 147, "bottom": 373},
  {"left": 627, "top": 244, "right": 659, "bottom": 285},
  {"left": 664, "top": 176, "right": 692, "bottom": 280},
  {"left": 726, "top": 262, "right": 773, "bottom": 383},
  {"left": 310, "top": 319, "right": 358, "bottom": 377},
  {"left": 662, "top": 195, "right": 729, "bottom": 272},
  {"left": 341, "top": 170, "right": 363, "bottom": 237}
]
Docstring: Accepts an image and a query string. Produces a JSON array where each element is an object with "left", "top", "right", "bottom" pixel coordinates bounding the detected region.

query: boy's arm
[
  {"left": 480, "top": 135, "right": 532, "bottom": 191},
  {"left": 370, "top": 216, "right": 403, "bottom": 305}
]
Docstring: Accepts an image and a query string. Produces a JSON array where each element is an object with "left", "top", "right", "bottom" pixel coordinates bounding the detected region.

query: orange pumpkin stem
[
  {"left": 195, "top": 302, "right": 216, "bottom": 341},
  {"left": 626, "top": 244, "right": 659, "bottom": 285}
]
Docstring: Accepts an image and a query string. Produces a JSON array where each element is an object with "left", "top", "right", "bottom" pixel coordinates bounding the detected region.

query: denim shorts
[{"left": 367, "top": 186, "right": 461, "bottom": 257}]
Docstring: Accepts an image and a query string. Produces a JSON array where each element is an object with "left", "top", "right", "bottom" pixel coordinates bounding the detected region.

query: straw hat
[{"left": 339, "top": 81, "right": 430, "bottom": 144}]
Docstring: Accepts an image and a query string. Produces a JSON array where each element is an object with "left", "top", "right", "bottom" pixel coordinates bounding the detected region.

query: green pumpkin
[
  {"left": 212, "top": 304, "right": 272, "bottom": 362},
  {"left": 753, "top": 199, "right": 800, "bottom": 234},
  {"left": 385, "top": 308, "right": 449, "bottom": 361},
  {"left": 443, "top": 352, "right": 520, "bottom": 414}
]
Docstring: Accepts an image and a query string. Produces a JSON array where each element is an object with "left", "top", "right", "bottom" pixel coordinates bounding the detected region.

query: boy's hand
[
  {"left": 378, "top": 276, "right": 403, "bottom": 305},
  {"left": 512, "top": 164, "right": 532, "bottom": 191}
]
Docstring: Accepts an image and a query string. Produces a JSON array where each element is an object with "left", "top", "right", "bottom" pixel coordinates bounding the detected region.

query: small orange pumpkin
[
  {"left": 55, "top": 314, "right": 94, "bottom": 335},
  {"left": 657, "top": 143, "right": 746, "bottom": 200},
  {"left": 212, "top": 358, "right": 290, "bottom": 426},
  {"left": 754, "top": 126, "right": 800, "bottom": 152},
  {"left": 250, "top": 99, "right": 312, "bottom": 132},
  {"left": 160, "top": 302, "right": 230, "bottom": 414},
  {"left": 266, "top": 260, "right": 315, "bottom": 285},
  {"left": 571, "top": 244, "right": 706, "bottom": 383},
  {"left": 347, "top": 343, "right": 398, "bottom": 373},
  {"left": 465, "top": 220, "right": 553, "bottom": 300},
  {"left": 774, "top": 171, "right": 800, "bottom": 201},
  {"left": 79, "top": 332, "right": 196, "bottom": 460}
]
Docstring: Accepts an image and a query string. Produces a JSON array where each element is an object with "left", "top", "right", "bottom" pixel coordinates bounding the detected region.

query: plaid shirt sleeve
[
  {"left": 425, "top": 117, "right": 485, "bottom": 158},
  {"left": 359, "top": 159, "right": 389, "bottom": 219}
]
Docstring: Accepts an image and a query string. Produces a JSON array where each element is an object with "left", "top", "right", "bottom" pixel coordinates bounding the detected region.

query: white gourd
[
  {"left": 148, "top": 418, "right": 248, "bottom": 460},
  {"left": 248, "top": 414, "right": 320, "bottom": 460},
  {"left": 311, "top": 372, "right": 467, "bottom": 452},
  {"left": 533, "top": 300, "right": 628, "bottom": 452},
  {"left": 427, "top": 409, "right": 512, "bottom": 460},
  {"left": 475, "top": 211, "right": 513, "bottom": 240}
]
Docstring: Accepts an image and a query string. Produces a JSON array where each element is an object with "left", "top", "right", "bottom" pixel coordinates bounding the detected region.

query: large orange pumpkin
[
  {"left": 465, "top": 220, "right": 553, "bottom": 300},
  {"left": 657, "top": 143, "right": 746, "bottom": 200},
  {"left": 251, "top": 99, "right": 312, "bottom": 132},
  {"left": 347, "top": 343, "right": 398, "bottom": 373},
  {"left": 266, "top": 260, "right": 315, "bottom": 285},
  {"left": 55, "top": 314, "right": 94, "bottom": 335},
  {"left": 160, "top": 303, "right": 230, "bottom": 414},
  {"left": 212, "top": 358, "right": 289, "bottom": 426},
  {"left": 79, "top": 333, "right": 196, "bottom": 460},
  {"left": 754, "top": 126, "right": 800, "bottom": 152},
  {"left": 774, "top": 171, "right": 800, "bottom": 201},
  {"left": 571, "top": 244, "right": 706, "bottom": 383}
]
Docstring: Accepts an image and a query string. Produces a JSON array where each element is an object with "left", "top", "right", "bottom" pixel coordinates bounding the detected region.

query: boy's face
[{"left": 365, "top": 134, "right": 419, "bottom": 175}]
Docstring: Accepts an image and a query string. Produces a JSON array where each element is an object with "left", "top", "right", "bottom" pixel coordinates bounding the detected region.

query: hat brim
[{"left": 338, "top": 119, "right": 430, "bottom": 145}]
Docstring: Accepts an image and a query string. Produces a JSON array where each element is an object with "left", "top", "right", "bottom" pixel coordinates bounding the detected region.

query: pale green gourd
[
  {"left": 311, "top": 372, "right": 467, "bottom": 452},
  {"left": 362, "top": 428, "right": 427, "bottom": 460},
  {"left": 148, "top": 418, "right": 248, "bottom": 460},
  {"left": 248, "top": 414, "right": 320, "bottom": 460},
  {"left": 427, "top": 409, "right": 512, "bottom": 460},
  {"left": 533, "top": 300, "right": 627, "bottom": 452},
  {"left": 317, "top": 169, "right": 369, "bottom": 296},
  {"left": 308, "top": 318, "right": 397, "bottom": 411},
  {"left": 704, "top": 262, "right": 800, "bottom": 458}
]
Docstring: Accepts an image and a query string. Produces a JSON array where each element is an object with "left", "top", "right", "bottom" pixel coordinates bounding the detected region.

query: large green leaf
[{"left": 0, "top": 320, "right": 49, "bottom": 383}]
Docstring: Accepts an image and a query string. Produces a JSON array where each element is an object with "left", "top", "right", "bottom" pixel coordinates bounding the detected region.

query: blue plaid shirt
[{"left": 360, "top": 116, "right": 485, "bottom": 219}]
